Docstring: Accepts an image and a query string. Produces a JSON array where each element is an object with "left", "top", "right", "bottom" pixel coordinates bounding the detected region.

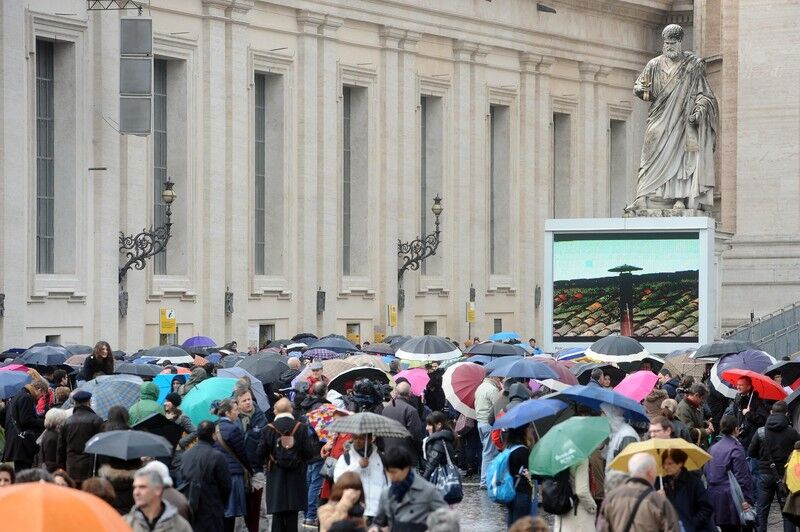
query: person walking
[
  {"left": 334, "top": 432, "right": 387, "bottom": 522},
  {"left": 179, "top": 420, "right": 232, "bottom": 532},
  {"left": 474, "top": 374, "right": 502, "bottom": 488},
  {"left": 128, "top": 382, "right": 165, "bottom": 426},
  {"left": 748, "top": 400, "right": 799, "bottom": 532},
  {"left": 705, "top": 415, "right": 755, "bottom": 532},
  {"left": 2, "top": 376, "right": 48, "bottom": 471},
  {"left": 661, "top": 448, "right": 716, "bottom": 531},
  {"left": 57, "top": 389, "right": 103, "bottom": 483},
  {"left": 677, "top": 383, "right": 714, "bottom": 449},
  {"left": 211, "top": 398, "right": 253, "bottom": 532},
  {"left": 124, "top": 468, "right": 192, "bottom": 532}
]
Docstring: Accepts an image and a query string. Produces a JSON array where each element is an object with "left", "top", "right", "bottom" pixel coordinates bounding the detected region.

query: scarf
[{"left": 389, "top": 470, "right": 415, "bottom": 502}]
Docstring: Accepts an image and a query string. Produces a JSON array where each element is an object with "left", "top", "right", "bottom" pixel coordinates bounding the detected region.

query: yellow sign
[
  {"left": 346, "top": 332, "right": 360, "bottom": 345},
  {"left": 388, "top": 304, "right": 398, "bottom": 327},
  {"left": 159, "top": 308, "right": 177, "bottom": 335},
  {"left": 466, "top": 302, "right": 476, "bottom": 323},
  {"left": 374, "top": 332, "right": 386, "bottom": 343}
]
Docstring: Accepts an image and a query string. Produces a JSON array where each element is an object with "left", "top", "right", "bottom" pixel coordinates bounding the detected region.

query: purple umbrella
[
  {"left": 182, "top": 336, "right": 216, "bottom": 348},
  {"left": 710, "top": 349, "right": 776, "bottom": 399},
  {"left": 303, "top": 348, "right": 344, "bottom": 360}
]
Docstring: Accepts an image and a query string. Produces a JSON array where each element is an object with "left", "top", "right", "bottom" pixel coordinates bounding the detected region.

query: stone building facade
[{"left": 0, "top": 0, "right": 796, "bottom": 351}]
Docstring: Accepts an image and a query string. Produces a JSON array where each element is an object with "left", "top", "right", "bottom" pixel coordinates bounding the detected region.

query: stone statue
[{"left": 626, "top": 24, "right": 718, "bottom": 214}]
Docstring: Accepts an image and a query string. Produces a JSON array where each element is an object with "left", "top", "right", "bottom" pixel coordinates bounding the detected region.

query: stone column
[
  {"left": 470, "top": 45, "right": 490, "bottom": 339},
  {"left": 578, "top": 62, "right": 601, "bottom": 218}
]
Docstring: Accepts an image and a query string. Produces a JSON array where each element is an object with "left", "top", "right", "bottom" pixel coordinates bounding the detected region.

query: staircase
[{"left": 723, "top": 301, "right": 800, "bottom": 358}]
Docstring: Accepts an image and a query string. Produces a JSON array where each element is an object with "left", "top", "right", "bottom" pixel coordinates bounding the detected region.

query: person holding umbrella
[
  {"left": 677, "top": 383, "right": 715, "bottom": 449},
  {"left": 730, "top": 375, "right": 769, "bottom": 454},
  {"left": 661, "top": 448, "right": 716, "bottom": 531},
  {"left": 334, "top": 430, "right": 387, "bottom": 522}
]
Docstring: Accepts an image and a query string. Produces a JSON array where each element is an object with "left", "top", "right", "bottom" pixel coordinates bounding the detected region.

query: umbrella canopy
[
  {"left": 182, "top": 336, "right": 216, "bottom": 348},
  {"left": 182, "top": 377, "right": 238, "bottom": 425},
  {"left": 307, "top": 403, "right": 350, "bottom": 443},
  {"left": 345, "top": 354, "right": 390, "bottom": 371},
  {"left": 614, "top": 370, "right": 660, "bottom": 402},
  {"left": 292, "top": 359, "right": 358, "bottom": 388},
  {"left": 153, "top": 373, "right": 186, "bottom": 403},
  {"left": 393, "top": 368, "right": 429, "bottom": 396},
  {"left": 691, "top": 339, "right": 759, "bottom": 359},
  {"left": 663, "top": 348, "right": 706, "bottom": 379},
  {"left": 554, "top": 384, "right": 650, "bottom": 425},
  {"left": 395, "top": 335, "right": 462, "bottom": 362},
  {"left": 488, "top": 331, "right": 521, "bottom": 342},
  {"left": 193, "top": 355, "right": 208, "bottom": 366},
  {"left": 609, "top": 438, "right": 711, "bottom": 476},
  {"left": 443, "top": 362, "right": 485, "bottom": 418},
  {"left": 570, "top": 362, "right": 626, "bottom": 387},
  {"left": 285, "top": 343, "right": 307, "bottom": 353},
  {"left": 618, "top": 355, "right": 665, "bottom": 374},
  {"left": 68, "top": 378, "right": 142, "bottom": 419},
  {"left": 304, "top": 348, "right": 345, "bottom": 360},
  {"left": 492, "top": 398, "right": 568, "bottom": 430},
  {"left": 237, "top": 356, "right": 290, "bottom": 385},
  {"left": 711, "top": 350, "right": 777, "bottom": 399},
  {"left": 766, "top": 361, "right": 800, "bottom": 388},
  {"left": 306, "top": 337, "right": 358, "bottom": 354},
  {"left": 489, "top": 359, "right": 559, "bottom": 380},
  {"left": 142, "top": 344, "right": 191, "bottom": 360},
  {"left": 132, "top": 413, "right": 185, "bottom": 448},
  {"left": 267, "top": 339, "right": 291, "bottom": 348},
  {"left": 0, "top": 370, "right": 31, "bottom": 399},
  {"left": 18, "top": 344, "right": 70, "bottom": 366},
  {"left": 384, "top": 335, "right": 412, "bottom": 346},
  {"left": 65, "top": 344, "right": 93, "bottom": 355},
  {"left": 115, "top": 362, "right": 162, "bottom": 378},
  {"left": 787, "top": 450, "right": 800, "bottom": 494},
  {"left": 466, "top": 342, "right": 528, "bottom": 357},
  {"left": 535, "top": 378, "right": 571, "bottom": 393},
  {"left": 328, "top": 366, "right": 392, "bottom": 395},
  {"left": 292, "top": 332, "right": 318, "bottom": 342},
  {"left": 721, "top": 369, "right": 787, "bottom": 401},
  {"left": 161, "top": 366, "right": 190, "bottom": 375},
  {"left": 554, "top": 347, "right": 587, "bottom": 361},
  {"left": 222, "top": 354, "right": 247, "bottom": 368},
  {"left": 65, "top": 354, "right": 90, "bottom": 367},
  {"left": 485, "top": 356, "right": 524, "bottom": 372},
  {"left": 0, "top": 482, "right": 131, "bottom": 532},
  {"left": 361, "top": 343, "right": 396, "bottom": 355},
  {"left": 85, "top": 429, "right": 172, "bottom": 460},
  {"left": 585, "top": 335, "right": 649, "bottom": 363},
  {"left": 217, "top": 367, "right": 270, "bottom": 411},
  {"left": 530, "top": 356, "right": 579, "bottom": 385},
  {"left": 328, "top": 412, "right": 410, "bottom": 438},
  {"left": 0, "top": 363, "right": 28, "bottom": 372},
  {"left": 529, "top": 417, "right": 611, "bottom": 476}
]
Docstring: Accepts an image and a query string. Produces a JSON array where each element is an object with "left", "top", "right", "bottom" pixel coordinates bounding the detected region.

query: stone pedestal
[{"left": 624, "top": 208, "right": 707, "bottom": 218}]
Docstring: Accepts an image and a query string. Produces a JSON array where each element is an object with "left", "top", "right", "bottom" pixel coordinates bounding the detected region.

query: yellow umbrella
[
  {"left": 786, "top": 449, "right": 800, "bottom": 493},
  {"left": 609, "top": 438, "right": 711, "bottom": 476}
]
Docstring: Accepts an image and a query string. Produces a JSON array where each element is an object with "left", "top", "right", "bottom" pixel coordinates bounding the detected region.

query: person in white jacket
[{"left": 333, "top": 433, "right": 387, "bottom": 520}]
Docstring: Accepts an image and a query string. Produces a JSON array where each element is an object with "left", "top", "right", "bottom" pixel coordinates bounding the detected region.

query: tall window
[
  {"left": 489, "top": 105, "right": 510, "bottom": 275},
  {"left": 341, "top": 85, "right": 369, "bottom": 277},
  {"left": 36, "top": 40, "right": 55, "bottom": 274},
  {"left": 153, "top": 59, "right": 168, "bottom": 275},
  {"left": 342, "top": 86, "right": 352, "bottom": 276},
  {"left": 552, "top": 113, "right": 572, "bottom": 218},
  {"left": 609, "top": 119, "right": 628, "bottom": 216},
  {"left": 254, "top": 74, "right": 266, "bottom": 275},
  {"left": 420, "top": 95, "right": 443, "bottom": 275}
]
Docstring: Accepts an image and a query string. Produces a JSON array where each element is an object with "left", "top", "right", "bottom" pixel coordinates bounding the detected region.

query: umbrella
[
  {"left": 85, "top": 429, "right": 173, "bottom": 459},
  {"left": 663, "top": 348, "right": 706, "bottom": 379},
  {"left": 153, "top": 373, "right": 186, "bottom": 403},
  {"left": 786, "top": 450, "right": 800, "bottom": 494},
  {"left": 237, "top": 356, "right": 290, "bottom": 385},
  {"left": 464, "top": 355, "right": 493, "bottom": 366},
  {"left": 182, "top": 336, "right": 216, "bottom": 348},
  {"left": 553, "top": 384, "right": 650, "bottom": 424},
  {"left": 614, "top": 370, "right": 660, "bottom": 402},
  {"left": 182, "top": 377, "right": 238, "bottom": 425},
  {"left": 0, "top": 363, "right": 28, "bottom": 372},
  {"left": 0, "top": 482, "right": 131, "bottom": 532},
  {"left": 306, "top": 337, "right": 358, "bottom": 354},
  {"left": 206, "top": 353, "right": 222, "bottom": 364},
  {"left": 267, "top": 339, "right": 291, "bottom": 348},
  {"left": 570, "top": 362, "right": 626, "bottom": 387},
  {"left": 345, "top": 354, "right": 390, "bottom": 371},
  {"left": 161, "top": 366, "right": 190, "bottom": 375},
  {"left": 217, "top": 366, "right": 271, "bottom": 411},
  {"left": 513, "top": 343, "right": 536, "bottom": 355},
  {"left": 609, "top": 438, "right": 711, "bottom": 476},
  {"left": 492, "top": 398, "right": 568, "bottom": 430},
  {"left": 618, "top": 355, "right": 665, "bottom": 374},
  {"left": 285, "top": 343, "right": 307, "bottom": 353},
  {"left": 65, "top": 354, "right": 90, "bottom": 367},
  {"left": 529, "top": 417, "right": 611, "bottom": 476},
  {"left": 66, "top": 378, "right": 142, "bottom": 419},
  {"left": 554, "top": 347, "right": 587, "bottom": 361},
  {"left": 65, "top": 344, "right": 93, "bottom": 355},
  {"left": 193, "top": 355, "right": 208, "bottom": 366},
  {"left": 443, "top": 362, "right": 486, "bottom": 418},
  {"left": 393, "top": 368, "right": 429, "bottom": 396},
  {"left": 485, "top": 356, "right": 524, "bottom": 372},
  {"left": 292, "top": 359, "right": 358, "bottom": 388},
  {"left": 489, "top": 359, "right": 559, "bottom": 380},
  {"left": 488, "top": 331, "right": 521, "bottom": 342},
  {"left": 691, "top": 339, "right": 759, "bottom": 359},
  {"left": 329, "top": 366, "right": 392, "bottom": 394},
  {"left": 115, "top": 362, "right": 162, "bottom": 378},
  {"left": 766, "top": 361, "right": 800, "bottom": 388},
  {"left": 0, "top": 371, "right": 31, "bottom": 399},
  {"left": 133, "top": 356, "right": 159, "bottom": 365},
  {"left": 531, "top": 356, "right": 579, "bottom": 385},
  {"left": 132, "top": 413, "right": 185, "bottom": 448},
  {"left": 384, "top": 335, "right": 411, "bottom": 345},
  {"left": 142, "top": 344, "right": 190, "bottom": 359},
  {"left": 304, "top": 348, "right": 345, "bottom": 360},
  {"left": 18, "top": 344, "right": 70, "bottom": 366},
  {"left": 361, "top": 343, "right": 396, "bottom": 355},
  {"left": 306, "top": 403, "right": 350, "bottom": 443},
  {"left": 328, "top": 412, "right": 410, "bottom": 438},
  {"left": 711, "top": 350, "right": 776, "bottom": 399},
  {"left": 222, "top": 355, "right": 247, "bottom": 368},
  {"left": 292, "top": 332, "right": 318, "bottom": 342},
  {"left": 395, "top": 336, "right": 462, "bottom": 362},
  {"left": 585, "top": 335, "right": 649, "bottom": 363},
  {"left": 535, "top": 378, "right": 571, "bottom": 392},
  {"left": 721, "top": 369, "right": 787, "bottom": 401},
  {"left": 466, "top": 342, "right": 527, "bottom": 357}
]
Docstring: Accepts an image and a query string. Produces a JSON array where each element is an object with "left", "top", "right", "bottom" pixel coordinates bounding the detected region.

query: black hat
[
  {"left": 165, "top": 392, "right": 182, "bottom": 407},
  {"left": 73, "top": 390, "right": 92, "bottom": 402}
]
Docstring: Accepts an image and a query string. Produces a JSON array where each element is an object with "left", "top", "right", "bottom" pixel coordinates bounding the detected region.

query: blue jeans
[
  {"left": 478, "top": 422, "right": 499, "bottom": 487},
  {"left": 507, "top": 490, "right": 534, "bottom": 526},
  {"left": 305, "top": 460, "right": 324, "bottom": 521}
]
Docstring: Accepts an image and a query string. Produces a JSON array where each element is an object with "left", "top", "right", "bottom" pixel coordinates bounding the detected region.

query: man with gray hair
[
  {"left": 381, "top": 381, "right": 425, "bottom": 458},
  {"left": 597, "top": 452, "right": 681, "bottom": 532},
  {"left": 125, "top": 467, "right": 192, "bottom": 532}
]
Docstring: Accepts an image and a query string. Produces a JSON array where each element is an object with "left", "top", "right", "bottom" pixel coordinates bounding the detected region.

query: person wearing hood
[
  {"left": 491, "top": 382, "right": 531, "bottom": 451},
  {"left": 422, "top": 411, "right": 457, "bottom": 481},
  {"left": 659, "top": 368, "right": 681, "bottom": 399},
  {"left": 178, "top": 368, "right": 208, "bottom": 397},
  {"left": 747, "top": 400, "right": 799, "bottom": 532},
  {"left": 601, "top": 403, "right": 640, "bottom": 466},
  {"left": 644, "top": 385, "right": 669, "bottom": 419},
  {"left": 128, "top": 382, "right": 166, "bottom": 426}
]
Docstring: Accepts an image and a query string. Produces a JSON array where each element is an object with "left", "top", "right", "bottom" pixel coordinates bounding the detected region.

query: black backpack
[
  {"left": 267, "top": 422, "right": 301, "bottom": 469},
  {"left": 541, "top": 468, "right": 578, "bottom": 515}
]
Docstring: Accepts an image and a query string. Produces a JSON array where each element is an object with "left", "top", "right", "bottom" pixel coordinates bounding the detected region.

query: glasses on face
[{"left": 648, "top": 428, "right": 665, "bottom": 436}]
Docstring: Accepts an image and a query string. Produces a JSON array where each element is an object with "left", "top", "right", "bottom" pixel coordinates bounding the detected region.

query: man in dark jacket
[
  {"left": 2, "top": 379, "right": 47, "bottom": 471},
  {"left": 676, "top": 383, "right": 714, "bottom": 449},
  {"left": 658, "top": 368, "right": 681, "bottom": 399},
  {"left": 730, "top": 376, "right": 769, "bottom": 450},
  {"left": 748, "top": 400, "right": 799, "bottom": 532},
  {"left": 179, "top": 420, "right": 232, "bottom": 532},
  {"left": 380, "top": 382, "right": 425, "bottom": 458},
  {"left": 57, "top": 390, "right": 103, "bottom": 482}
]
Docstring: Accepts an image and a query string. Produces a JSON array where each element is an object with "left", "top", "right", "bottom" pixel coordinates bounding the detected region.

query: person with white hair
[
  {"left": 597, "top": 452, "right": 681, "bottom": 532},
  {"left": 140, "top": 460, "right": 191, "bottom": 522},
  {"left": 124, "top": 467, "right": 192, "bottom": 532},
  {"left": 37, "top": 407, "right": 70, "bottom": 472}
]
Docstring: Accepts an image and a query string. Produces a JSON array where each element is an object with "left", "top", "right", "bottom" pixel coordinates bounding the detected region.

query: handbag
[
  {"left": 429, "top": 444, "right": 463, "bottom": 504},
  {"left": 320, "top": 456, "right": 338, "bottom": 480},
  {"left": 215, "top": 426, "right": 253, "bottom": 491},
  {"left": 454, "top": 414, "right": 475, "bottom": 436}
]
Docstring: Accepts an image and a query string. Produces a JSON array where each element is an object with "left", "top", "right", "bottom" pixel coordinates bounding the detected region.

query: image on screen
[{"left": 552, "top": 232, "right": 699, "bottom": 343}]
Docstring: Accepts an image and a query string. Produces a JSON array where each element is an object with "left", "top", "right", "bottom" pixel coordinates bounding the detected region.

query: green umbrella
[
  {"left": 182, "top": 377, "right": 237, "bottom": 425},
  {"left": 529, "top": 416, "right": 610, "bottom": 476}
]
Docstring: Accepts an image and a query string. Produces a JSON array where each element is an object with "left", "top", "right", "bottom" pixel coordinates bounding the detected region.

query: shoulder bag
[{"left": 429, "top": 443, "right": 463, "bottom": 504}]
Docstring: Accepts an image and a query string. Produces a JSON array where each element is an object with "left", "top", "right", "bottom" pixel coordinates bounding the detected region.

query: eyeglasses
[{"left": 647, "top": 428, "right": 666, "bottom": 436}]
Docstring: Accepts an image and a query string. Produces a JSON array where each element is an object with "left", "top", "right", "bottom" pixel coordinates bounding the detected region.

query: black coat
[
  {"left": 729, "top": 390, "right": 769, "bottom": 449},
  {"left": 423, "top": 371, "right": 446, "bottom": 413},
  {"left": 663, "top": 377, "right": 681, "bottom": 399},
  {"left": 213, "top": 417, "right": 251, "bottom": 476},
  {"left": 37, "top": 427, "right": 60, "bottom": 472},
  {"left": 179, "top": 440, "right": 232, "bottom": 532},
  {"left": 58, "top": 404, "right": 103, "bottom": 482},
  {"left": 381, "top": 397, "right": 425, "bottom": 457},
  {"left": 257, "top": 416, "right": 319, "bottom": 513},
  {"left": 663, "top": 468, "right": 716, "bottom": 532},
  {"left": 2, "top": 387, "right": 44, "bottom": 464},
  {"left": 748, "top": 413, "right": 800, "bottom": 475},
  {"left": 82, "top": 354, "right": 114, "bottom": 381},
  {"left": 422, "top": 429, "right": 456, "bottom": 480},
  {"left": 99, "top": 463, "right": 137, "bottom": 514}
]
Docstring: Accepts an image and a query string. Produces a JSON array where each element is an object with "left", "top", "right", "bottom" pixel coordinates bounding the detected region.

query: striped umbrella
[
  {"left": 395, "top": 335, "right": 462, "bottom": 362},
  {"left": 443, "top": 362, "right": 485, "bottom": 419},
  {"left": 304, "top": 348, "right": 344, "bottom": 360}
]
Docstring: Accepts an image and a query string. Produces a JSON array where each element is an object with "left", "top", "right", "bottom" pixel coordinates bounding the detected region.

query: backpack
[
  {"left": 540, "top": 468, "right": 577, "bottom": 515},
  {"left": 267, "top": 422, "right": 301, "bottom": 469},
  {"left": 487, "top": 444, "right": 524, "bottom": 504}
]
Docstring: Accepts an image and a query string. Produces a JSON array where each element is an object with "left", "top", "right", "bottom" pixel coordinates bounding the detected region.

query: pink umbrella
[
  {"left": 614, "top": 370, "right": 659, "bottom": 402},
  {"left": 394, "top": 368, "right": 430, "bottom": 396},
  {"left": 0, "top": 364, "right": 28, "bottom": 372},
  {"left": 443, "top": 362, "right": 485, "bottom": 419}
]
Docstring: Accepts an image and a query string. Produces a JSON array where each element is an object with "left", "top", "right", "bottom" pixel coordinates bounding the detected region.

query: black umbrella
[
  {"left": 766, "top": 361, "right": 800, "bottom": 387},
  {"left": 184, "top": 346, "right": 213, "bottom": 356},
  {"left": 570, "top": 362, "right": 626, "bottom": 387},
  {"left": 221, "top": 354, "right": 246, "bottom": 368},
  {"left": 465, "top": 342, "right": 527, "bottom": 357},
  {"left": 618, "top": 355, "right": 665, "bottom": 374},
  {"left": 143, "top": 345, "right": 190, "bottom": 359},
  {"left": 585, "top": 335, "right": 648, "bottom": 363},
  {"left": 395, "top": 336, "right": 462, "bottom": 362},
  {"left": 690, "top": 340, "right": 759, "bottom": 359},
  {"left": 292, "top": 332, "right": 318, "bottom": 342},
  {"left": 112, "top": 350, "right": 127, "bottom": 360},
  {"left": 267, "top": 339, "right": 291, "bottom": 348},
  {"left": 384, "top": 335, "right": 412, "bottom": 346},
  {"left": 237, "top": 356, "right": 290, "bottom": 384},
  {"left": 329, "top": 366, "right": 391, "bottom": 394},
  {"left": 84, "top": 430, "right": 172, "bottom": 460},
  {"left": 361, "top": 343, "right": 396, "bottom": 355},
  {"left": 65, "top": 344, "right": 93, "bottom": 356},
  {"left": 115, "top": 362, "right": 162, "bottom": 378},
  {"left": 18, "top": 344, "right": 70, "bottom": 366},
  {"left": 132, "top": 413, "right": 185, "bottom": 448}
]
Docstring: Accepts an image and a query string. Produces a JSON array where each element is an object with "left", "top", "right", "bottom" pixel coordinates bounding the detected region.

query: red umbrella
[
  {"left": 721, "top": 369, "right": 787, "bottom": 401},
  {"left": 443, "top": 362, "right": 485, "bottom": 419},
  {"left": 532, "top": 356, "right": 579, "bottom": 385}
]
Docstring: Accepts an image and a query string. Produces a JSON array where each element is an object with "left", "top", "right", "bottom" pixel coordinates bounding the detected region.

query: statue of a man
[{"left": 626, "top": 24, "right": 718, "bottom": 212}]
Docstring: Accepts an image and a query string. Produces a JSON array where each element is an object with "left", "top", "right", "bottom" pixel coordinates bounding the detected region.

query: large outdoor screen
[{"left": 552, "top": 231, "right": 700, "bottom": 343}]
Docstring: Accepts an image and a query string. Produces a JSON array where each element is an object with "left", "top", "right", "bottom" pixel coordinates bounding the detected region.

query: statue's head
[{"left": 661, "top": 24, "right": 684, "bottom": 60}]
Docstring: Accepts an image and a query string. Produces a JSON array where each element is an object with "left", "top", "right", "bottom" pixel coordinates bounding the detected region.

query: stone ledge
[{"left": 623, "top": 208, "right": 708, "bottom": 218}]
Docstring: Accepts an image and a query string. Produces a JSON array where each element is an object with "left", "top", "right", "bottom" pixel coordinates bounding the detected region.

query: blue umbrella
[
  {"left": 306, "top": 337, "right": 358, "bottom": 354},
  {"left": 206, "top": 353, "right": 222, "bottom": 364},
  {"left": 182, "top": 336, "right": 216, "bottom": 348},
  {"left": 554, "top": 384, "right": 650, "bottom": 425},
  {"left": 133, "top": 357, "right": 159, "bottom": 365},
  {"left": 555, "top": 347, "right": 587, "bottom": 361},
  {"left": 484, "top": 356, "right": 524, "bottom": 372},
  {"left": 0, "top": 371, "right": 31, "bottom": 399},
  {"left": 153, "top": 373, "right": 186, "bottom": 403},
  {"left": 489, "top": 359, "right": 559, "bottom": 380},
  {"left": 492, "top": 399, "right": 568, "bottom": 430},
  {"left": 488, "top": 331, "right": 521, "bottom": 342},
  {"left": 18, "top": 344, "right": 70, "bottom": 366},
  {"left": 466, "top": 342, "right": 527, "bottom": 357},
  {"left": 465, "top": 355, "right": 494, "bottom": 365}
]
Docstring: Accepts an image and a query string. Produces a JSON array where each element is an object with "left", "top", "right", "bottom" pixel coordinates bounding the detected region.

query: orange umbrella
[
  {"left": 0, "top": 482, "right": 131, "bottom": 531},
  {"left": 193, "top": 355, "right": 208, "bottom": 366}
]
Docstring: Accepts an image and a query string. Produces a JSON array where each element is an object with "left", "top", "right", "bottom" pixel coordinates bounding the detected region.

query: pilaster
[{"left": 578, "top": 62, "right": 601, "bottom": 218}]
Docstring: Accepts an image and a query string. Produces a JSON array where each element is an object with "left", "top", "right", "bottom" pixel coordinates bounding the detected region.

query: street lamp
[{"left": 397, "top": 195, "right": 443, "bottom": 311}]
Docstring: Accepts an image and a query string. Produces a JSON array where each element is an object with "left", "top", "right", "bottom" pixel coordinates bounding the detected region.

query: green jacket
[
  {"left": 675, "top": 398, "right": 709, "bottom": 448},
  {"left": 128, "top": 382, "right": 165, "bottom": 426}
]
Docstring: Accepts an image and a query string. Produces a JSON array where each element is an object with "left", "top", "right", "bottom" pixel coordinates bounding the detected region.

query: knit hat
[
  {"left": 165, "top": 392, "right": 182, "bottom": 407},
  {"left": 140, "top": 460, "right": 173, "bottom": 487}
]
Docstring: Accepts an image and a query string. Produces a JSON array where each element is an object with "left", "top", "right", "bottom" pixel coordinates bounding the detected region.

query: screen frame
[{"left": 543, "top": 217, "right": 715, "bottom": 355}]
